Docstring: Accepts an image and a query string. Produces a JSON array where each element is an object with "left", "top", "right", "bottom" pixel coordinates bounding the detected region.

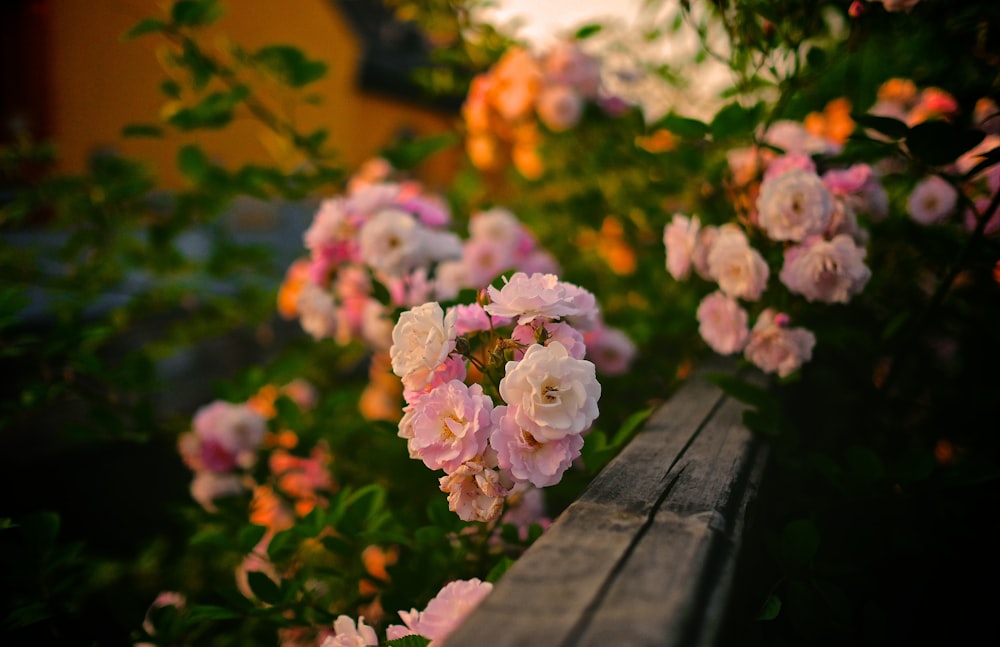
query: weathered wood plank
[
  {"left": 441, "top": 359, "right": 757, "bottom": 647},
  {"left": 571, "top": 385, "right": 765, "bottom": 646}
]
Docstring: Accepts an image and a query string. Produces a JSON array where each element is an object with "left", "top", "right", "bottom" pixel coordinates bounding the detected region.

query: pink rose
[
  {"left": 907, "top": 175, "right": 957, "bottom": 225},
  {"left": 663, "top": 213, "right": 701, "bottom": 281},
  {"left": 706, "top": 226, "right": 770, "bottom": 301},
  {"left": 744, "top": 310, "right": 816, "bottom": 377},
  {"left": 757, "top": 168, "right": 834, "bottom": 242},
  {"left": 696, "top": 291, "right": 750, "bottom": 355},
  {"left": 491, "top": 405, "right": 583, "bottom": 487},
  {"left": 779, "top": 235, "right": 871, "bottom": 303},
  {"left": 404, "top": 380, "right": 493, "bottom": 473}
]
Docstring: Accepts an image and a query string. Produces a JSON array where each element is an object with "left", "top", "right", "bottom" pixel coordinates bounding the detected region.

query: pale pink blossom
[
  {"left": 401, "top": 193, "right": 452, "bottom": 228},
  {"left": 390, "top": 302, "right": 457, "bottom": 392},
  {"left": 517, "top": 319, "right": 588, "bottom": 359},
  {"left": 907, "top": 175, "right": 958, "bottom": 225},
  {"left": 763, "top": 151, "right": 817, "bottom": 180},
  {"left": 744, "top": 310, "right": 816, "bottom": 378},
  {"left": 763, "top": 120, "right": 840, "bottom": 156},
  {"left": 518, "top": 248, "right": 562, "bottom": 276},
  {"left": 402, "top": 356, "right": 468, "bottom": 405},
  {"left": 484, "top": 272, "right": 587, "bottom": 325},
  {"left": 582, "top": 325, "right": 637, "bottom": 376},
  {"left": 727, "top": 146, "right": 768, "bottom": 186},
  {"left": 499, "top": 341, "right": 601, "bottom": 441},
  {"left": 188, "top": 471, "right": 246, "bottom": 511},
  {"left": 542, "top": 40, "right": 601, "bottom": 98},
  {"left": 296, "top": 282, "right": 339, "bottom": 341},
  {"left": 536, "top": 85, "right": 584, "bottom": 132},
  {"left": 462, "top": 237, "right": 514, "bottom": 289},
  {"left": 499, "top": 486, "right": 551, "bottom": 541},
  {"left": 186, "top": 400, "right": 267, "bottom": 472},
  {"left": 141, "top": 591, "right": 186, "bottom": 637},
  {"left": 320, "top": 616, "right": 378, "bottom": 647},
  {"left": 432, "top": 260, "right": 468, "bottom": 301},
  {"left": 404, "top": 380, "right": 493, "bottom": 473},
  {"left": 867, "top": 0, "right": 920, "bottom": 12},
  {"left": 438, "top": 460, "right": 507, "bottom": 523},
  {"left": 706, "top": 226, "right": 770, "bottom": 301},
  {"left": 491, "top": 405, "right": 583, "bottom": 487},
  {"left": 692, "top": 225, "right": 720, "bottom": 280},
  {"left": 304, "top": 197, "right": 357, "bottom": 265},
  {"left": 448, "top": 303, "right": 496, "bottom": 335},
  {"left": 663, "top": 213, "right": 701, "bottom": 280},
  {"left": 360, "top": 299, "right": 393, "bottom": 351},
  {"left": 780, "top": 235, "right": 871, "bottom": 304},
  {"left": 388, "top": 579, "right": 494, "bottom": 646},
  {"left": 964, "top": 196, "right": 1000, "bottom": 236},
  {"left": 757, "top": 168, "right": 834, "bottom": 241},
  {"left": 560, "top": 282, "right": 601, "bottom": 332},
  {"left": 696, "top": 291, "right": 750, "bottom": 355},
  {"left": 235, "top": 537, "right": 281, "bottom": 601}
]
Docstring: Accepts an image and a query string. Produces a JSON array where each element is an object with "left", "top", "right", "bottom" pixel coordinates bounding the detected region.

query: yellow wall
[{"left": 47, "top": 0, "right": 460, "bottom": 190}]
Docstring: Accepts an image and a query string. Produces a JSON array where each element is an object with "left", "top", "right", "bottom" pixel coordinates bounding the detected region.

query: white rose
[
  {"left": 358, "top": 207, "right": 423, "bottom": 277},
  {"left": 499, "top": 341, "right": 601, "bottom": 440},
  {"left": 390, "top": 302, "right": 457, "bottom": 391}
]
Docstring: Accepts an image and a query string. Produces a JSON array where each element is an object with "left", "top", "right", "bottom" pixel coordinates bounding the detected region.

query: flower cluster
[
  {"left": 666, "top": 118, "right": 883, "bottom": 376},
  {"left": 390, "top": 272, "right": 606, "bottom": 522},
  {"left": 462, "top": 40, "right": 630, "bottom": 179}
]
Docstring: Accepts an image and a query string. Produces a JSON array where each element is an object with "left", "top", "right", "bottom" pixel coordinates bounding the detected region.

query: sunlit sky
[{"left": 476, "top": 0, "right": 647, "bottom": 46}]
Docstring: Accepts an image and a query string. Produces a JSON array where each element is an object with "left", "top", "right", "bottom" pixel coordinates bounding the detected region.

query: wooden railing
[{"left": 441, "top": 359, "right": 768, "bottom": 647}]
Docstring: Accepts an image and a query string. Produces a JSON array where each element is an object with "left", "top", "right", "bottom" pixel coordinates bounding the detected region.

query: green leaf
[
  {"left": 238, "top": 524, "right": 268, "bottom": 554},
  {"left": 381, "top": 133, "right": 459, "bottom": 170},
  {"left": 710, "top": 102, "right": 763, "bottom": 140},
  {"left": 171, "top": 0, "right": 224, "bottom": 27},
  {"left": 486, "top": 555, "right": 515, "bottom": 583},
  {"left": 387, "top": 636, "right": 431, "bottom": 647},
  {"left": 845, "top": 445, "right": 885, "bottom": 485},
  {"left": 704, "top": 372, "right": 774, "bottom": 410},
  {"left": 161, "top": 79, "right": 182, "bottom": 99},
  {"left": 21, "top": 511, "right": 60, "bottom": 556},
  {"left": 2, "top": 601, "right": 51, "bottom": 630},
  {"left": 177, "top": 144, "right": 210, "bottom": 182},
  {"left": 652, "top": 113, "right": 709, "bottom": 139},
  {"left": 574, "top": 24, "right": 603, "bottom": 39},
  {"left": 757, "top": 594, "right": 782, "bottom": 621},
  {"left": 168, "top": 87, "right": 249, "bottom": 130},
  {"left": 778, "top": 519, "right": 820, "bottom": 570},
  {"left": 185, "top": 604, "right": 243, "bottom": 621},
  {"left": 122, "top": 123, "right": 164, "bottom": 138},
  {"left": 906, "top": 120, "right": 986, "bottom": 166},
  {"left": 252, "top": 45, "right": 328, "bottom": 87},
  {"left": 246, "top": 571, "right": 282, "bottom": 605},
  {"left": 121, "top": 18, "right": 167, "bottom": 41},
  {"left": 852, "top": 113, "right": 909, "bottom": 140}
]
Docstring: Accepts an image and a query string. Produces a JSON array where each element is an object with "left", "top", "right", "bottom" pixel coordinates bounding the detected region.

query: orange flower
[
  {"left": 877, "top": 78, "right": 918, "bottom": 105},
  {"left": 804, "top": 97, "right": 855, "bottom": 145},
  {"left": 277, "top": 258, "right": 311, "bottom": 320},
  {"left": 597, "top": 217, "right": 636, "bottom": 275},
  {"left": 249, "top": 485, "right": 295, "bottom": 534},
  {"left": 247, "top": 384, "right": 280, "bottom": 419},
  {"left": 635, "top": 129, "right": 677, "bottom": 153}
]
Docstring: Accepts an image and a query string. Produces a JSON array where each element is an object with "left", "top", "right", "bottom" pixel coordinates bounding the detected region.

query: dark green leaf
[
  {"left": 574, "top": 24, "right": 603, "bottom": 39},
  {"left": 779, "top": 519, "right": 820, "bottom": 570},
  {"left": 852, "top": 113, "right": 909, "bottom": 140},
  {"left": 486, "top": 555, "right": 515, "bottom": 583},
  {"left": 185, "top": 604, "right": 243, "bottom": 621},
  {"left": 21, "top": 511, "right": 60, "bottom": 556},
  {"left": 652, "top": 113, "right": 709, "bottom": 139},
  {"left": 704, "top": 372, "right": 775, "bottom": 410},
  {"left": 168, "top": 87, "right": 249, "bottom": 130},
  {"left": 845, "top": 445, "right": 885, "bottom": 485},
  {"left": 122, "top": 123, "right": 164, "bottom": 138},
  {"left": 757, "top": 594, "right": 782, "bottom": 621},
  {"left": 252, "top": 45, "right": 328, "bottom": 87},
  {"left": 238, "top": 524, "right": 268, "bottom": 554},
  {"left": 710, "top": 102, "right": 763, "bottom": 140},
  {"left": 381, "top": 133, "right": 459, "bottom": 170},
  {"left": 246, "top": 571, "right": 282, "bottom": 605},
  {"left": 171, "top": 0, "right": 224, "bottom": 27},
  {"left": 177, "top": 144, "right": 210, "bottom": 182},
  {"left": 121, "top": 18, "right": 167, "bottom": 41},
  {"left": 906, "top": 120, "right": 985, "bottom": 166},
  {"left": 2, "top": 602, "right": 51, "bottom": 630}
]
